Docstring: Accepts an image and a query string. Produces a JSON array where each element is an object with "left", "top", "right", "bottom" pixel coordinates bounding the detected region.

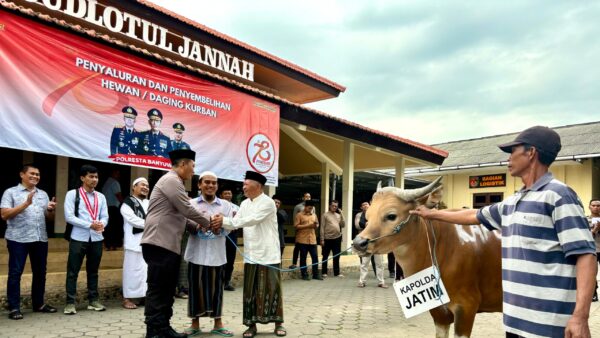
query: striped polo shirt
[{"left": 477, "top": 172, "right": 595, "bottom": 338}]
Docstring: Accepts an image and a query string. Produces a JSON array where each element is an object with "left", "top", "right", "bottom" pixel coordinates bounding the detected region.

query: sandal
[
  {"left": 357, "top": 282, "right": 366, "bottom": 288},
  {"left": 274, "top": 325, "right": 287, "bottom": 337},
  {"left": 243, "top": 327, "right": 257, "bottom": 338},
  {"left": 34, "top": 304, "right": 57, "bottom": 313},
  {"left": 211, "top": 327, "right": 234, "bottom": 337},
  {"left": 8, "top": 310, "right": 23, "bottom": 320},
  {"left": 184, "top": 327, "right": 201, "bottom": 336},
  {"left": 378, "top": 283, "right": 389, "bottom": 289}
]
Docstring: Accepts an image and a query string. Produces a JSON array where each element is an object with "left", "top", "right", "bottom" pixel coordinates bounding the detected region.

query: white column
[
  {"left": 54, "top": 156, "right": 69, "bottom": 234},
  {"left": 321, "top": 162, "right": 330, "bottom": 216},
  {"left": 263, "top": 185, "right": 276, "bottom": 197},
  {"left": 341, "top": 141, "right": 355, "bottom": 250},
  {"left": 395, "top": 157, "right": 405, "bottom": 189}
]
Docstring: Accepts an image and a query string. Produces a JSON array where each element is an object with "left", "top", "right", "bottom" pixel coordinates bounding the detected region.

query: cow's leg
[
  {"left": 448, "top": 303, "right": 477, "bottom": 338},
  {"left": 430, "top": 306, "right": 453, "bottom": 338},
  {"left": 435, "top": 323, "right": 450, "bottom": 338}
]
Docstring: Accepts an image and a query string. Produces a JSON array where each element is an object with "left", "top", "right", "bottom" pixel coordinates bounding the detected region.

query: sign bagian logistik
[{"left": 0, "top": 10, "right": 280, "bottom": 184}]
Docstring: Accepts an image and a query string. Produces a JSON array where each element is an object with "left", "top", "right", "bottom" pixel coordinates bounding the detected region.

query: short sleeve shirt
[
  {"left": 1, "top": 184, "right": 49, "bottom": 243},
  {"left": 476, "top": 173, "right": 595, "bottom": 337}
]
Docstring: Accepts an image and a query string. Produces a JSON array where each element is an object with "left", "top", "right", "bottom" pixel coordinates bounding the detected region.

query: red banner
[{"left": 0, "top": 11, "right": 280, "bottom": 184}]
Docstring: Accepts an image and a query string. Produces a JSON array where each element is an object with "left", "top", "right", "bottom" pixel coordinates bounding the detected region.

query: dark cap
[
  {"left": 304, "top": 199, "right": 315, "bottom": 207},
  {"left": 122, "top": 106, "right": 137, "bottom": 118},
  {"left": 168, "top": 149, "right": 196, "bottom": 164},
  {"left": 147, "top": 108, "right": 163, "bottom": 121},
  {"left": 498, "top": 126, "right": 561, "bottom": 158},
  {"left": 245, "top": 170, "right": 267, "bottom": 185},
  {"left": 173, "top": 122, "right": 185, "bottom": 132}
]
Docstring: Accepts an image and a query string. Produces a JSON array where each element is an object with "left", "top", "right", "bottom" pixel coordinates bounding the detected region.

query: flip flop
[
  {"left": 274, "top": 325, "right": 287, "bottom": 337},
  {"left": 242, "top": 327, "right": 257, "bottom": 338},
  {"left": 184, "top": 327, "right": 202, "bottom": 336},
  {"left": 211, "top": 327, "right": 234, "bottom": 337}
]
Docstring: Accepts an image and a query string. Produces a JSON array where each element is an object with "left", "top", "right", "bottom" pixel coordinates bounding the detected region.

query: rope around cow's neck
[{"left": 424, "top": 218, "right": 445, "bottom": 304}]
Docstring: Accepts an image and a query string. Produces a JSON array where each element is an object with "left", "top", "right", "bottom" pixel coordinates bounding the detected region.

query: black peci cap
[
  {"left": 498, "top": 126, "right": 561, "bottom": 160},
  {"left": 245, "top": 170, "right": 267, "bottom": 185},
  {"left": 168, "top": 149, "right": 196, "bottom": 164}
]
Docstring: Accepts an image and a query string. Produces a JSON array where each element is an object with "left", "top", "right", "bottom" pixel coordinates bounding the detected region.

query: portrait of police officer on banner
[
  {"left": 136, "top": 108, "right": 172, "bottom": 158},
  {"left": 170, "top": 122, "right": 191, "bottom": 151},
  {"left": 110, "top": 106, "right": 141, "bottom": 155}
]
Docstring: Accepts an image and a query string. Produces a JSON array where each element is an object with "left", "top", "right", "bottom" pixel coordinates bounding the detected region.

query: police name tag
[{"left": 393, "top": 266, "right": 450, "bottom": 318}]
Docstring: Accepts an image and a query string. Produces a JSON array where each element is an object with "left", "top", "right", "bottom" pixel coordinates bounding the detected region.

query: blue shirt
[
  {"left": 0, "top": 184, "right": 49, "bottom": 243},
  {"left": 477, "top": 173, "right": 595, "bottom": 338},
  {"left": 184, "top": 195, "right": 233, "bottom": 266},
  {"left": 64, "top": 188, "right": 109, "bottom": 242}
]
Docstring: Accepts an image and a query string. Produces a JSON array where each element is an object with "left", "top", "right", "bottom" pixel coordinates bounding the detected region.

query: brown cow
[{"left": 352, "top": 177, "right": 502, "bottom": 338}]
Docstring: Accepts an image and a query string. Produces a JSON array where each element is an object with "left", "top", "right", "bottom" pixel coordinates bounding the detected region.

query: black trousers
[
  {"left": 224, "top": 230, "right": 238, "bottom": 285},
  {"left": 298, "top": 243, "right": 318, "bottom": 277},
  {"left": 104, "top": 206, "right": 123, "bottom": 248},
  {"left": 291, "top": 244, "right": 300, "bottom": 265},
  {"left": 387, "top": 252, "right": 404, "bottom": 279},
  {"left": 142, "top": 244, "right": 180, "bottom": 329},
  {"left": 321, "top": 236, "right": 342, "bottom": 276},
  {"left": 66, "top": 239, "right": 103, "bottom": 304}
]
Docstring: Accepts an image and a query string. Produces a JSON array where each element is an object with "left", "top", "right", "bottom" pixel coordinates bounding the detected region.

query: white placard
[{"left": 393, "top": 266, "right": 450, "bottom": 319}]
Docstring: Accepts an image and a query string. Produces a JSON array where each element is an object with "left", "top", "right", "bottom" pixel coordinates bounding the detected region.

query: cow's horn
[
  {"left": 376, "top": 181, "right": 382, "bottom": 192},
  {"left": 395, "top": 176, "right": 443, "bottom": 202}
]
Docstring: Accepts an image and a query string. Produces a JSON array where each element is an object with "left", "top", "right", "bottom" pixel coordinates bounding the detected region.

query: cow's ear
[{"left": 416, "top": 186, "right": 444, "bottom": 208}]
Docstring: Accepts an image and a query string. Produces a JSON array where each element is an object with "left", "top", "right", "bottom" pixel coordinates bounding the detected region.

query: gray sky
[{"left": 150, "top": 0, "right": 600, "bottom": 144}]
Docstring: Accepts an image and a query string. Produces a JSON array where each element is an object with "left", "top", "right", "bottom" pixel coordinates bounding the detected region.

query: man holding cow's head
[{"left": 412, "top": 126, "right": 596, "bottom": 338}]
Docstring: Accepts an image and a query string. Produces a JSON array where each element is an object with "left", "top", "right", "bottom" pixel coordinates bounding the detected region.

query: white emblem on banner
[
  {"left": 246, "top": 133, "right": 275, "bottom": 173},
  {"left": 393, "top": 266, "right": 450, "bottom": 319}
]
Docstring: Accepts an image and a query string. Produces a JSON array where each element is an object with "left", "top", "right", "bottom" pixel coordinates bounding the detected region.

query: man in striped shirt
[{"left": 412, "top": 126, "right": 596, "bottom": 338}]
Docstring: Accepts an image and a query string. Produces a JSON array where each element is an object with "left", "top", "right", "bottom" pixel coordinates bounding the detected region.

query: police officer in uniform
[
  {"left": 110, "top": 106, "right": 141, "bottom": 155},
  {"left": 137, "top": 109, "right": 172, "bottom": 158},
  {"left": 170, "top": 123, "right": 190, "bottom": 151}
]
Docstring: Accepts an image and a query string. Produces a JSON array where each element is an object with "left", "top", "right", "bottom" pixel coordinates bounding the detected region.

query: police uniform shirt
[
  {"left": 110, "top": 126, "right": 140, "bottom": 155},
  {"left": 137, "top": 130, "right": 172, "bottom": 157}
]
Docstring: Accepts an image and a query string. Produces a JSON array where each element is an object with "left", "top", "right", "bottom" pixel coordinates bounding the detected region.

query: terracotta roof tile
[{"left": 136, "top": 0, "right": 346, "bottom": 93}]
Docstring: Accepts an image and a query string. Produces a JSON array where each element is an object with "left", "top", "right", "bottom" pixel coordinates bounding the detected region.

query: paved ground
[{"left": 2, "top": 271, "right": 600, "bottom": 337}]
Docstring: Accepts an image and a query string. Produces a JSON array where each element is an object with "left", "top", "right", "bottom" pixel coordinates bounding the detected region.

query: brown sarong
[{"left": 242, "top": 263, "right": 284, "bottom": 325}]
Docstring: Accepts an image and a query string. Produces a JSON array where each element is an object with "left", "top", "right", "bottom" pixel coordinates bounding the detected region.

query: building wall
[{"left": 440, "top": 160, "right": 593, "bottom": 209}]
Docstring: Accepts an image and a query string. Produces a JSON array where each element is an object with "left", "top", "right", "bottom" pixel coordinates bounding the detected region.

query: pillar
[
  {"left": 341, "top": 141, "right": 354, "bottom": 250},
  {"left": 321, "top": 162, "right": 330, "bottom": 216},
  {"left": 54, "top": 156, "right": 69, "bottom": 234}
]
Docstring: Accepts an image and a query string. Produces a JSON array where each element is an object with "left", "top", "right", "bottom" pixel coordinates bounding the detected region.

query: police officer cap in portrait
[
  {"left": 498, "top": 125, "right": 562, "bottom": 163},
  {"left": 173, "top": 123, "right": 185, "bottom": 132},
  {"left": 122, "top": 106, "right": 137, "bottom": 119},
  {"left": 245, "top": 170, "right": 267, "bottom": 185},
  {"left": 147, "top": 108, "right": 163, "bottom": 121}
]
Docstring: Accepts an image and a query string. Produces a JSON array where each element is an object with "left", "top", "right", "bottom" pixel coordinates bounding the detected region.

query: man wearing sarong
[
  {"left": 216, "top": 171, "right": 286, "bottom": 338},
  {"left": 120, "top": 177, "right": 149, "bottom": 309},
  {"left": 183, "top": 171, "right": 234, "bottom": 337}
]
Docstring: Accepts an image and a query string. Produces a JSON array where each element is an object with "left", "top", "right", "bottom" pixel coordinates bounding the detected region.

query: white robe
[
  {"left": 223, "top": 193, "right": 280, "bottom": 265},
  {"left": 121, "top": 197, "right": 149, "bottom": 298}
]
